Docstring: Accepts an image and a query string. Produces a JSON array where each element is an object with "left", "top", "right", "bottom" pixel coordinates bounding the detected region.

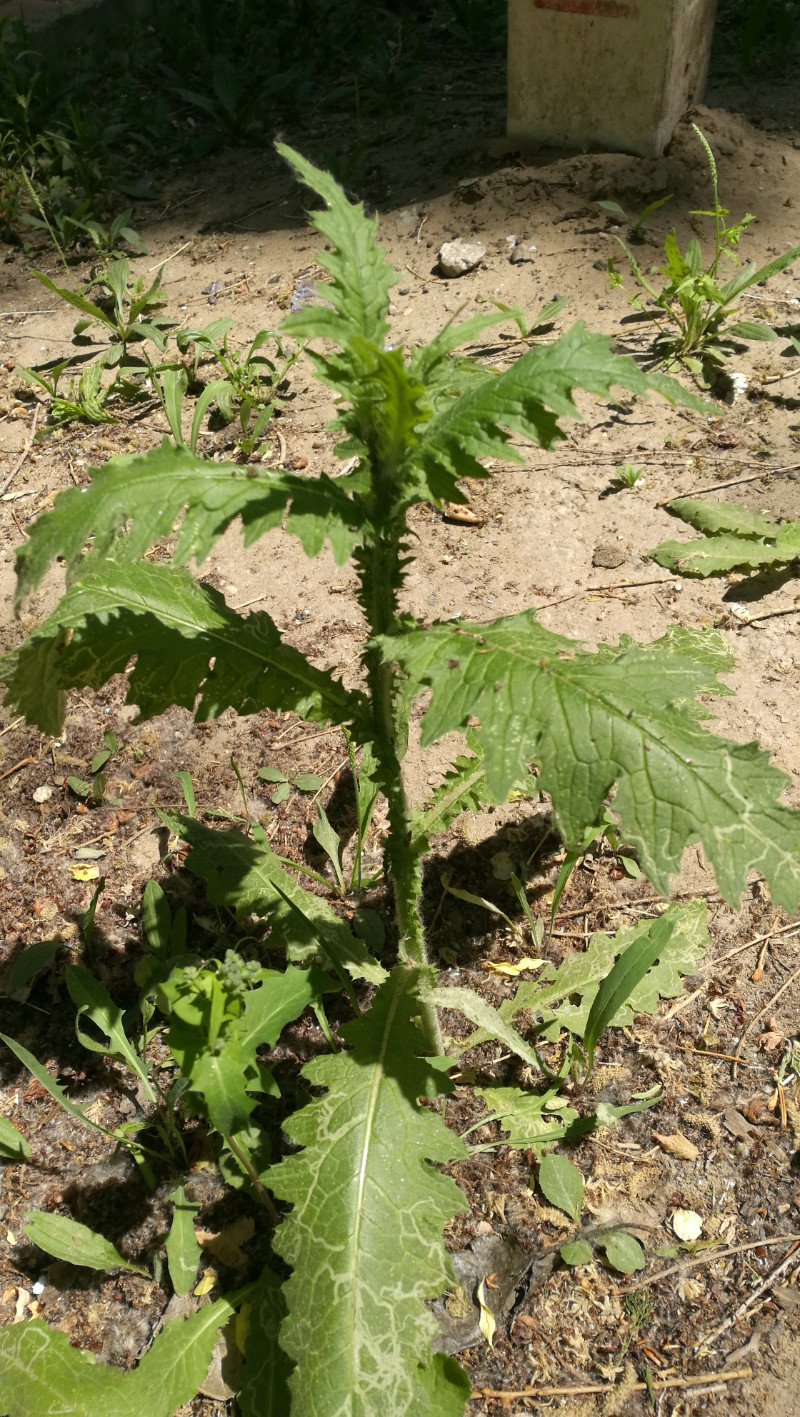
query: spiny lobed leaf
[
  {"left": 268, "top": 964, "right": 471, "bottom": 1417},
  {"left": 652, "top": 497, "right": 800, "bottom": 577},
  {"left": 663, "top": 498, "right": 780, "bottom": 539},
  {"left": 277, "top": 147, "right": 707, "bottom": 509},
  {"left": 388, "top": 615, "right": 800, "bottom": 909},
  {"left": 278, "top": 143, "right": 397, "bottom": 347},
  {"left": 0, "top": 1294, "right": 238, "bottom": 1417},
  {"left": 0, "top": 559, "right": 368, "bottom": 738},
  {"left": 473, "top": 1086, "right": 578, "bottom": 1152},
  {"left": 14, "top": 439, "right": 362, "bottom": 608},
  {"left": 411, "top": 321, "right": 708, "bottom": 492},
  {"left": 410, "top": 729, "right": 496, "bottom": 849},
  {"left": 162, "top": 812, "right": 388, "bottom": 985}
]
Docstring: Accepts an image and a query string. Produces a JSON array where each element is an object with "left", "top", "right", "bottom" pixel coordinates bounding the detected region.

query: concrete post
[{"left": 508, "top": 0, "right": 719, "bottom": 157}]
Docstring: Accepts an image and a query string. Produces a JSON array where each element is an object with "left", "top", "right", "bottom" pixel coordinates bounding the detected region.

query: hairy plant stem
[{"left": 360, "top": 514, "right": 442, "bottom": 1053}]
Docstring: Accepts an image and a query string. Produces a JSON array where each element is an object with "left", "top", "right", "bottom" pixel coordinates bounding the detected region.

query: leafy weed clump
[{"left": 609, "top": 124, "right": 800, "bottom": 381}]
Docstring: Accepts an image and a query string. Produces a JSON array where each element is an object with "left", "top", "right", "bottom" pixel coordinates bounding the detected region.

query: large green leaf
[
  {"left": 411, "top": 321, "right": 707, "bottom": 491},
  {"left": 0, "top": 559, "right": 367, "bottom": 738},
  {"left": 277, "top": 144, "right": 396, "bottom": 347},
  {"left": 652, "top": 532, "right": 790, "bottom": 577},
  {"left": 268, "top": 965, "right": 470, "bottom": 1417},
  {"left": 14, "top": 439, "right": 362, "bottom": 607},
  {"left": 388, "top": 614, "right": 800, "bottom": 909},
  {"left": 238, "top": 1267, "right": 293, "bottom": 1417},
  {"left": 652, "top": 498, "right": 800, "bottom": 578},
  {"left": 162, "top": 813, "right": 388, "bottom": 985},
  {"left": 0, "top": 1294, "right": 238, "bottom": 1417}
]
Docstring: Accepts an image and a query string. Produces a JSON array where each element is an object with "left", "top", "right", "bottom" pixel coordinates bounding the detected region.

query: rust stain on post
[{"left": 533, "top": 0, "right": 632, "bottom": 16}]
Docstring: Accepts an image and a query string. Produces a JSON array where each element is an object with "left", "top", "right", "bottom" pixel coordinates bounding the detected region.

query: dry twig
[
  {"left": 0, "top": 404, "right": 40, "bottom": 497},
  {"left": 476, "top": 1366, "right": 753, "bottom": 1401},
  {"left": 656, "top": 461, "right": 800, "bottom": 507},
  {"left": 616, "top": 1232, "right": 800, "bottom": 1296},
  {"left": 694, "top": 1241, "right": 800, "bottom": 1352},
  {"left": 536, "top": 576, "right": 674, "bottom": 611},
  {"left": 733, "top": 958, "right": 800, "bottom": 1078}
]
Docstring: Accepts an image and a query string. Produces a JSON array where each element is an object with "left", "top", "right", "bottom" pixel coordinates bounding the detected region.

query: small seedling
[
  {"left": 489, "top": 295, "right": 568, "bottom": 341},
  {"left": 258, "top": 764, "right": 323, "bottom": 804},
  {"left": 595, "top": 192, "right": 672, "bottom": 242},
  {"left": 612, "top": 461, "right": 645, "bottom": 490},
  {"left": 65, "top": 729, "right": 119, "bottom": 803},
  {"left": 175, "top": 318, "right": 301, "bottom": 454},
  {"left": 30, "top": 258, "right": 174, "bottom": 360}
]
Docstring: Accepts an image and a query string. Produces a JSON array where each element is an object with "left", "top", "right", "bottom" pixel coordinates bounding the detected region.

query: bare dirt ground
[{"left": 1, "top": 25, "right": 800, "bottom": 1417}]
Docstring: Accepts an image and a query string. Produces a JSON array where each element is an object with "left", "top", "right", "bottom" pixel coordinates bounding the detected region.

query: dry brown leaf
[
  {"left": 476, "top": 1280, "right": 496, "bottom": 1348},
  {"left": 653, "top": 1130, "right": 700, "bottom": 1161},
  {"left": 196, "top": 1216, "right": 255, "bottom": 1271},
  {"left": 442, "top": 500, "right": 486, "bottom": 526}
]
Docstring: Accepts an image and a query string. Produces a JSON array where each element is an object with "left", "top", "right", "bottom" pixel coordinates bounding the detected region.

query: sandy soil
[{"left": 1, "top": 40, "right": 800, "bottom": 1417}]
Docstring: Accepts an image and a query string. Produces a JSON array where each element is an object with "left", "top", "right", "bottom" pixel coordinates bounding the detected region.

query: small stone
[
  {"left": 591, "top": 541, "right": 627, "bottom": 569},
  {"left": 32, "top": 785, "right": 53, "bottom": 804},
  {"left": 509, "top": 245, "right": 534, "bottom": 265},
  {"left": 437, "top": 239, "right": 486, "bottom": 278},
  {"left": 394, "top": 207, "right": 419, "bottom": 233}
]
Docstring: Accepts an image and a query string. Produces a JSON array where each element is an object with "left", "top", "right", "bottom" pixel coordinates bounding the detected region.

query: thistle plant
[{"left": 3, "top": 147, "right": 800, "bottom": 1416}]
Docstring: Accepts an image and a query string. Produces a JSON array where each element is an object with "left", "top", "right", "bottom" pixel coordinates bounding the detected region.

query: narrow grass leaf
[
  {"left": 583, "top": 914, "right": 676, "bottom": 1074},
  {"left": 0, "top": 1034, "right": 113, "bottom": 1138},
  {"left": 165, "top": 1185, "right": 202, "bottom": 1297},
  {"left": 0, "top": 1118, "right": 31, "bottom": 1161}
]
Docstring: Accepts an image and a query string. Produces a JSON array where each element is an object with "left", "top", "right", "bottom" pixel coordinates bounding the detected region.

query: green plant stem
[{"left": 223, "top": 1132, "right": 280, "bottom": 1221}]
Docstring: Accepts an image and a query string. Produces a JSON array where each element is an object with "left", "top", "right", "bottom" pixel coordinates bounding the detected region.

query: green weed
[
  {"left": 3, "top": 147, "right": 800, "bottom": 1416},
  {"left": 613, "top": 461, "right": 645, "bottom": 490},
  {"left": 609, "top": 125, "right": 800, "bottom": 381}
]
